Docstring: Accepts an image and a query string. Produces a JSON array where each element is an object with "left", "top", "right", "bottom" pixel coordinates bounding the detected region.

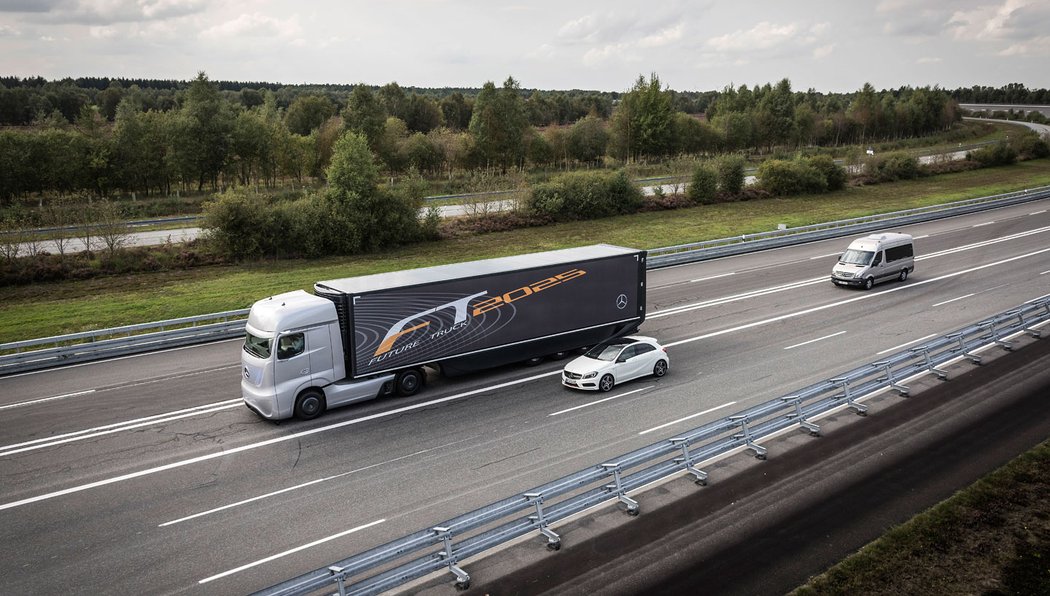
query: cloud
[
  {"left": 706, "top": 21, "right": 799, "bottom": 53},
  {"left": 916, "top": 56, "right": 943, "bottom": 64},
  {"left": 948, "top": 0, "right": 1032, "bottom": 41},
  {"left": 813, "top": 44, "right": 835, "bottom": 59},
  {"left": 89, "top": 24, "right": 116, "bottom": 38},
  {"left": 638, "top": 23, "right": 683, "bottom": 48},
  {"left": 199, "top": 12, "right": 301, "bottom": 40},
  {"left": 6, "top": 0, "right": 206, "bottom": 25},
  {"left": 0, "top": 22, "right": 21, "bottom": 36},
  {"left": 998, "top": 36, "right": 1050, "bottom": 56}
]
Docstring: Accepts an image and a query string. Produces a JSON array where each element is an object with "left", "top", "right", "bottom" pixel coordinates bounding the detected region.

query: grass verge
[
  {"left": 2, "top": 159, "right": 1050, "bottom": 343},
  {"left": 791, "top": 439, "right": 1050, "bottom": 595}
]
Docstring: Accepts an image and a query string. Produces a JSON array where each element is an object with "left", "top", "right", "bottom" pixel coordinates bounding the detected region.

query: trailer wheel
[
  {"left": 396, "top": 369, "right": 423, "bottom": 397},
  {"left": 294, "top": 389, "right": 326, "bottom": 420}
]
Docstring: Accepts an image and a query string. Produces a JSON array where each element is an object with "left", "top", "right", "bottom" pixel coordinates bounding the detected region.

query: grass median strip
[{"left": 3, "top": 159, "right": 1050, "bottom": 344}]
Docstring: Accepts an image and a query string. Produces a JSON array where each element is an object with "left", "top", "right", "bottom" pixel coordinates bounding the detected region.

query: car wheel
[
  {"left": 898, "top": 268, "right": 909, "bottom": 282},
  {"left": 863, "top": 277, "right": 874, "bottom": 290},
  {"left": 653, "top": 360, "right": 668, "bottom": 377},
  {"left": 598, "top": 374, "right": 615, "bottom": 392},
  {"left": 396, "top": 369, "right": 424, "bottom": 397},
  {"left": 294, "top": 389, "right": 325, "bottom": 420}
]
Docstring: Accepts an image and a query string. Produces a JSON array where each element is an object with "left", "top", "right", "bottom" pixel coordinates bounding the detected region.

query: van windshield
[
  {"left": 243, "top": 332, "right": 272, "bottom": 359},
  {"left": 840, "top": 249, "right": 874, "bottom": 266}
]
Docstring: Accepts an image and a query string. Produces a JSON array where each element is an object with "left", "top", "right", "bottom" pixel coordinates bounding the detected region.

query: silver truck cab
[
  {"left": 241, "top": 290, "right": 393, "bottom": 420},
  {"left": 831, "top": 233, "right": 914, "bottom": 290}
]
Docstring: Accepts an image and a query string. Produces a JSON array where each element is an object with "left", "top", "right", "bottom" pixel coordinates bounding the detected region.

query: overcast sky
[{"left": 2, "top": 0, "right": 1049, "bottom": 93}]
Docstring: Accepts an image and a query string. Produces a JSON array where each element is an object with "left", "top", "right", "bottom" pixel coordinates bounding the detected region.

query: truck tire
[
  {"left": 294, "top": 389, "right": 326, "bottom": 420},
  {"left": 396, "top": 369, "right": 423, "bottom": 397}
]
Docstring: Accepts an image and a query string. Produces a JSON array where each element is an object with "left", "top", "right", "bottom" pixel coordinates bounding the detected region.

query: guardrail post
[
  {"left": 670, "top": 438, "right": 708, "bottom": 485},
  {"left": 432, "top": 526, "right": 471, "bottom": 590},
  {"left": 327, "top": 565, "right": 349, "bottom": 596},
  {"left": 946, "top": 332, "right": 982, "bottom": 365},
  {"left": 729, "top": 415, "right": 767, "bottom": 459},
  {"left": 601, "top": 463, "right": 640, "bottom": 516},
  {"left": 986, "top": 316, "right": 1014, "bottom": 351},
  {"left": 871, "top": 360, "right": 911, "bottom": 396},
  {"left": 523, "top": 492, "right": 561, "bottom": 550},
  {"left": 831, "top": 377, "right": 867, "bottom": 416},
  {"left": 911, "top": 345, "right": 948, "bottom": 380},
  {"left": 780, "top": 395, "right": 821, "bottom": 436}
]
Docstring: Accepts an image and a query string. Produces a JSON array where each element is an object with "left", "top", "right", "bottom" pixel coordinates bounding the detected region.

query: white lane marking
[
  {"left": 1031, "top": 210, "right": 1047, "bottom": 215},
  {"left": 549, "top": 386, "right": 652, "bottom": 416},
  {"left": 784, "top": 331, "right": 846, "bottom": 350},
  {"left": 160, "top": 442, "right": 465, "bottom": 527},
  {"left": 0, "top": 390, "right": 95, "bottom": 411},
  {"left": 0, "top": 370, "right": 561, "bottom": 512},
  {"left": 663, "top": 245, "right": 1050, "bottom": 351},
  {"left": 198, "top": 519, "right": 386, "bottom": 584},
  {"left": 913, "top": 235, "right": 929, "bottom": 239},
  {"left": 0, "top": 400, "right": 243, "bottom": 457},
  {"left": 690, "top": 272, "right": 735, "bottom": 282},
  {"left": 810, "top": 252, "right": 842, "bottom": 260},
  {"left": 931, "top": 293, "right": 975, "bottom": 308},
  {"left": 919, "top": 225, "right": 1050, "bottom": 260},
  {"left": 639, "top": 401, "right": 737, "bottom": 435},
  {"left": 876, "top": 334, "right": 938, "bottom": 356},
  {"left": 651, "top": 276, "right": 827, "bottom": 319},
  {"left": 0, "top": 338, "right": 243, "bottom": 379},
  {"left": 1041, "top": 270, "right": 1050, "bottom": 275},
  {"left": 973, "top": 221, "right": 996, "bottom": 227}
]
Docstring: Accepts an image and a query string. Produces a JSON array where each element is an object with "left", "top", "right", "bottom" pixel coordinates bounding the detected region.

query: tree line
[{"left": 1, "top": 72, "right": 963, "bottom": 204}]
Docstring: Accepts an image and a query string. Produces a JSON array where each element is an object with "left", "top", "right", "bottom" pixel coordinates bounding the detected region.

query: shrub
[
  {"left": 865, "top": 152, "right": 921, "bottom": 182},
  {"left": 687, "top": 165, "right": 718, "bottom": 204},
  {"left": 756, "top": 159, "right": 827, "bottom": 196},
  {"left": 807, "top": 155, "right": 848, "bottom": 191},
  {"left": 969, "top": 142, "right": 1018, "bottom": 167},
  {"left": 717, "top": 155, "right": 747, "bottom": 195},
  {"left": 1011, "top": 134, "right": 1050, "bottom": 161},
  {"left": 525, "top": 170, "right": 642, "bottom": 221}
]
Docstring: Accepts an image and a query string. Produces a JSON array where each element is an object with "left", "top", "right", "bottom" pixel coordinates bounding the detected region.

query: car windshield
[
  {"left": 840, "top": 249, "right": 874, "bottom": 266},
  {"left": 585, "top": 343, "right": 628, "bottom": 361},
  {"left": 243, "top": 332, "right": 272, "bottom": 359}
]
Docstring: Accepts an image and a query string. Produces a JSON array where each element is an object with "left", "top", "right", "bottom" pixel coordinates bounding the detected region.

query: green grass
[
  {"left": 3, "top": 159, "right": 1050, "bottom": 344},
  {"left": 791, "top": 439, "right": 1050, "bottom": 595}
]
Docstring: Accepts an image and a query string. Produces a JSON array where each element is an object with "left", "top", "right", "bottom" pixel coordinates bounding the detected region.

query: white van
[{"left": 831, "top": 233, "right": 914, "bottom": 290}]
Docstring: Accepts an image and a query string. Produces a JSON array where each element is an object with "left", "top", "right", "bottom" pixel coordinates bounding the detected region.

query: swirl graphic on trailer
[{"left": 350, "top": 262, "right": 636, "bottom": 375}]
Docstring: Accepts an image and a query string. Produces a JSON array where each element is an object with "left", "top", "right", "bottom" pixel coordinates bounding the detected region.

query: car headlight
[{"left": 583, "top": 372, "right": 597, "bottom": 379}]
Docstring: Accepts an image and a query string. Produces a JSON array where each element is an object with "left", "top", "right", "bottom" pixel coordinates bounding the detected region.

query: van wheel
[
  {"left": 294, "top": 389, "right": 326, "bottom": 420},
  {"left": 396, "top": 369, "right": 423, "bottom": 397},
  {"left": 898, "top": 268, "right": 909, "bottom": 282},
  {"left": 863, "top": 277, "right": 874, "bottom": 290}
]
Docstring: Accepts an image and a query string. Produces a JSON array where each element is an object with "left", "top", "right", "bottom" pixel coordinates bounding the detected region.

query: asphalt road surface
[{"left": 2, "top": 196, "right": 1049, "bottom": 594}]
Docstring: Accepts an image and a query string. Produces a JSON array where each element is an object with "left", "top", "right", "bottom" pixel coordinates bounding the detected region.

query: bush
[
  {"left": 201, "top": 188, "right": 282, "bottom": 260},
  {"left": 757, "top": 159, "right": 827, "bottom": 196},
  {"left": 1011, "top": 134, "right": 1050, "bottom": 161},
  {"left": 807, "top": 155, "right": 848, "bottom": 191},
  {"left": 525, "top": 170, "right": 642, "bottom": 221},
  {"left": 717, "top": 155, "right": 747, "bottom": 195},
  {"left": 865, "top": 152, "right": 921, "bottom": 182},
  {"left": 969, "top": 142, "right": 1018, "bottom": 167},
  {"left": 687, "top": 165, "right": 718, "bottom": 204}
]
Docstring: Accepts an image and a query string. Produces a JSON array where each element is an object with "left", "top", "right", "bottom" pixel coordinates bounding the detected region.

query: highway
[{"left": 2, "top": 197, "right": 1049, "bottom": 594}]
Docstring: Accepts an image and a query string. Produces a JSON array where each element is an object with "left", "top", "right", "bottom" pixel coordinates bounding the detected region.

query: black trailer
[{"left": 313, "top": 244, "right": 647, "bottom": 378}]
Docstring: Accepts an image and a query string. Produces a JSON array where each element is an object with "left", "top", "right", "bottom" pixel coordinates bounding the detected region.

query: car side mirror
[{"left": 617, "top": 355, "right": 628, "bottom": 363}]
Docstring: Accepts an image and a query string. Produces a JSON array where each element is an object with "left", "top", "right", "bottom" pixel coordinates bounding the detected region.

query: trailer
[{"left": 241, "top": 244, "right": 647, "bottom": 420}]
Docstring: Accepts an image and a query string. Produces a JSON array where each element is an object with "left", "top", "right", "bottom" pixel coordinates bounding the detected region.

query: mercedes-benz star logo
[
  {"left": 616, "top": 294, "right": 628, "bottom": 309},
  {"left": 243, "top": 366, "right": 251, "bottom": 379}
]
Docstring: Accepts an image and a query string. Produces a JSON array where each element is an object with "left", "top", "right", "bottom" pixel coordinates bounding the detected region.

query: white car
[{"left": 562, "top": 336, "right": 669, "bottom": 392}]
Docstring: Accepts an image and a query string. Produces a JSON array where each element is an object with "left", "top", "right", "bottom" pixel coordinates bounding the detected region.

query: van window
[
  {"left": 840, "top": 249, "right": 874, "bottom": 266},
  {"left": 886, "top": 244, "right": 914, "bottom": 262},
  {"left": 872, "top": 252, "right": 883, "bottom": 266}
]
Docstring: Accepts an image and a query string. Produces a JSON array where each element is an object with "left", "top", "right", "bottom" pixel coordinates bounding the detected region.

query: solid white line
[
  {"left": 198, "top": 519, "right": 386, "bottom": 584},
  {"left": 0, "top": 370, "right": 561, "bottom": 512},
  {"left": 913, "top": 234, "right": 929, "bottom": 239},
  {"left": 931, "top": 294, "right": 975, "bottom": 308},
  {"left": 1041, "top": 270, "right": 1050, "bottom": 275},
  {"left": 784, "top": 331, "right": 846, "bottom": 350},
  {"left": 651, "top": 276, "right": 827, "bottom": 319},
  {"left": 639, "top": 401, "right": 737, "bottom": 435},
  {"left": 549, "top": 386, "right": 652, "bottom": 416},
  {"left": 1031, "top": 210, "right": 1047, "bottom": 215},
  {"left": 690, "top": 272, "right": 735, "bottom": 282},
  {"left": 0, "top": 390, "right": 95, "bottom": 411},
  {"left": 809, "top": 252, "right": 842, "bottom": 260},
  {"left": 1, "top": 338, "right": 243, "bottom": 379},
  {"left": 972, "top": 221, "right": 996, "bottom": 227},
  {"left": 876, "top": 334, "right": 939, "bottom": 355}
]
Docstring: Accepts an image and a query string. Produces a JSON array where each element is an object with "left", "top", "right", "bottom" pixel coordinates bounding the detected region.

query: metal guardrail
[
  {"left": 253, "top": 296, "right": 1050, "bottom": 596},
  {"left": 2, "top": 184, "right": 1049, "bottom": 376},
  {"left": 0, "top": 310, "right": 248, "bottom": 375},
  {"left": 647, "top": 185, "right": 1050, "bottom": 267}
]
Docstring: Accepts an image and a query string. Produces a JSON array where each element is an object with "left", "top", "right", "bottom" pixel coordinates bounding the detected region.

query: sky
[{"left": 1, "top": 0, "right": 1049, "bottom": 93}]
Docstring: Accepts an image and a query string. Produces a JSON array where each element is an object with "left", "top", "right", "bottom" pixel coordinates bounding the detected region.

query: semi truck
[{"left": 241, "top": 244, "right": 647, "bottom": 420}]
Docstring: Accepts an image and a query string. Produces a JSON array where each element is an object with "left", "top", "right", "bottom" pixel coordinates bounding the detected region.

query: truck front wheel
[
  {"left": 294, "top": 389, "right": 326, "bottom": 420},
  {"left": 396, "top": 369, "right": 424, "bottom": 397}
]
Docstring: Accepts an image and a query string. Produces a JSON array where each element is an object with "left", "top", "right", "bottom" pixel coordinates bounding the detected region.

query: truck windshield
[
  {"left": 243, "top": 332, "right": 272, "bottom": 359},
  {"left": 840, "top": 249, "right": 874, "bottom": 266}
]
